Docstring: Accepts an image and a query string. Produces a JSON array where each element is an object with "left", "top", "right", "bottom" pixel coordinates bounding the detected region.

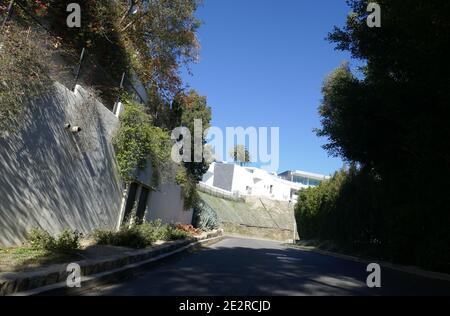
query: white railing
[{"left": 197, "top": 182, "right": 243, "bottom": 202}]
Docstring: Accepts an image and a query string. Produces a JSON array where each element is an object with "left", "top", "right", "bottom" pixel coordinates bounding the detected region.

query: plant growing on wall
[
  {"left": 113, "top": 97, "right": 171, "bottom": 186},
  {"left": 18, "top": 0, "right": 201, "bottom": 111},
  {"left": 0, "top": 22, "right": 53, "bottom": 132},
  {"left": 175, "top": 168, "right": 200, "bottom": 210}
]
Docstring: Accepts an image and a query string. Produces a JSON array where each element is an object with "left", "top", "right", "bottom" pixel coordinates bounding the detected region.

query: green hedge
[{"left": 295, "top": 166, "right": 450, "bottom": 273}]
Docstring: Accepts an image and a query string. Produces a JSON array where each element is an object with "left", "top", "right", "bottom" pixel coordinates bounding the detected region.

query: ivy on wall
[
  {"left": 113, "top": 97, "right": 171, "bottom": 186},
  {"left": 175, "top": 168, "right": 200, "bottom": 210},
  {"left": 0, "top": 22, "right": 53, "bottom": 132}
]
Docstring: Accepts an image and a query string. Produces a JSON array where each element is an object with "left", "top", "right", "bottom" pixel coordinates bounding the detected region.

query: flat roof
[{"left": 279, "top": 170, "right": 331, "bottom": 181}]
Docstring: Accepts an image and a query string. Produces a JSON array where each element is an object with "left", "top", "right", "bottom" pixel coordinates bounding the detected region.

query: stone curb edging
[
  {"left": 1, "top": 230, "right": 224, "bottom": 296},
  {"left": 289, "top": 244, "right": 450, "bottom": 283}
]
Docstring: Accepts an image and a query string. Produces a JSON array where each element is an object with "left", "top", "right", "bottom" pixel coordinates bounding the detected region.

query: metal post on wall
[
  {"left": 73, "top": 47, "right": 85, "bottom": 92},
  {"left": 113, "top": 72, "right": 126, "bottom": 114},
  {"left": 1, "top": 0, "right": 15, "bottom": 32}
]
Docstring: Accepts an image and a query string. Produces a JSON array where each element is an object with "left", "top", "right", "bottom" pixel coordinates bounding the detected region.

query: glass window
[{"left": 293, "top": 176, "right": 309, "bottom": 185}]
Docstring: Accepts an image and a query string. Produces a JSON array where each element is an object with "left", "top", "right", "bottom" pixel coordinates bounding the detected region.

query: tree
[
  {"left": 119, "top": 0, "right": 201, "bottom": 101},
  {"left": 320, "top": 0, "right": 450, "bottom": 180},
  {"left": 25, "top": 0, "right": 201, "bottom": 108},
  {"left": 313, "top": 0, "right": 450, "bottom": 271},
  {"left": 171, "top": 90, "right": 212, "bottom": 182},
  {"left": 229, "top": 145, "right": 251, "bottom": 166}
]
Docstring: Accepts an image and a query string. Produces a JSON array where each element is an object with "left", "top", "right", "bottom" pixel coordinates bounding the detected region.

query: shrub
[
  {"left": 295, "top": 165, "right": 450, "bottom": 273},
  {"left": 53, "top": 230, "right": 82, "bottom": 252},
  {"left": 174, "top": 224, "right": 201, "bottom": 236},
  {"left": 27, "top": 229, "right": 55, "bottom": 251},
  {"left": 93, "top": 226, "right": 152, "bottom": 249},
  {"left": 192, "top": 200, "right": 220, "bottom": 231},
  {"left": 92, "top": 220, "right": 191, "bottom": 249},
  {"left": 26, "top": 229, "right": 81, "bottom": 253},
  {"left": 166, "top": 225, "right": 191, "bottom": 241}
]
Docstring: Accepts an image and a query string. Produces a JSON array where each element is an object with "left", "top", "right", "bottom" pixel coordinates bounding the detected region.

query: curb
[
  {"left": 224, "top": 233, "right": 291, "bottom": 243},
  {"left": 1, "top": 230, "right": 224, "bottom": 296},
  {"left": 288, "top": 244, "right": 450, "bottom": 283}
]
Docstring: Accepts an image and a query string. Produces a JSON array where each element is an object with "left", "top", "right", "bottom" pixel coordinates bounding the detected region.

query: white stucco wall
[
  {"left": 145, "top": 184, "right": 193, "bottom": 225},
  {"left": 0, "top": 83, "right": 124, "bottom": 247},
  {"left": 231, "top": 165, "right": 254, "bottom": 195},
  {"left": 202, "top": 162, "right": 304, "bottom": 202}
]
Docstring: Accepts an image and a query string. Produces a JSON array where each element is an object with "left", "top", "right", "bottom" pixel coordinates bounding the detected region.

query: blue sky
[{"left": 181, "top": 0, "right": 358, "bottom": 176}]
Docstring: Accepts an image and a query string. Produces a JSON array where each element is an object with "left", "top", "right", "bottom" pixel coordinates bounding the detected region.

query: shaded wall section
[
  {"left": 146, "top": 184, "right": 193, "bottom": 225},
  {"left": 213, "top": 163, "right": 235, "bottom": 192},
  {"left": 0, "top": 83, "right": 124, "bottom": 247}
]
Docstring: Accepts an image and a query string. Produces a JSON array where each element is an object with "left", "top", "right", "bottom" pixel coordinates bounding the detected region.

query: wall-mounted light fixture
[
  {"left": 64, "top": 123, "right": 81, "bottom": 133},
  {"left": 71, "top": 126, "right": 82, "bottom": 133}
]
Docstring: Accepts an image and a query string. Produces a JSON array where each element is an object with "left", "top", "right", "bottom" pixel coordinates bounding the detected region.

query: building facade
[
  {"left": 201, "top": 162, "right": 329, "bottom": 202},
  {"left": 278, "top": 170, "right": 330, "bottom": 187}
]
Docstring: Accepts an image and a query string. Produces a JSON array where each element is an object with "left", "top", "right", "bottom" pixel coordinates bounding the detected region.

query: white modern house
[
  {"left": 278, "top": 170, "right": 331, "bottom": 187},
  {"left": 201, "top": 162, "right": 329, "bottom": 202}
]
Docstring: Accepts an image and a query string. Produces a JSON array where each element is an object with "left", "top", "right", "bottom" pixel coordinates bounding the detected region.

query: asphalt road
[{"left": 85, "top": 237, "right": 450, "bottom": 296}]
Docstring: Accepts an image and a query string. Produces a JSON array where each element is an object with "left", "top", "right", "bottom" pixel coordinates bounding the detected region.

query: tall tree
[
  {"left": 171, "top": 90, "right": 212, "bottom": 182},
  {"left": 315, "top": 0, "right": 450, "bottom": 269},
  {"left": 24, "top": 0, "right": 201, "bottom": 108},
  {"left": 319, "top": 0, "right": 450, "bottom": 180}
]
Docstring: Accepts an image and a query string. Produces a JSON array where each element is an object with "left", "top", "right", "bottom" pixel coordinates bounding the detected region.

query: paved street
[{"left": 85, "top": 237, "right": 450, "bottom": 296}]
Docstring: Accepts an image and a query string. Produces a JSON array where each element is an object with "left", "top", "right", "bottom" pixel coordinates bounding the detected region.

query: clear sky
[{"left": 181, "top": 0, "right": 358, "bottom": 176}]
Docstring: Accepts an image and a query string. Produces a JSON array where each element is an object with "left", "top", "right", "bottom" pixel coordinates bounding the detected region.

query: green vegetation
[
  {"left": 0, "top": 21, "right": 53, "bottom": 131},
  {"left": 175, "top": 168, "right": 200, "bottom": 210},
  {"left": 0, "top": 229, "right": 81, "bottom": 272},
  {"left": 26, "top": 228, "right": 82, "bottom": 253},
  {"left": 171, "top": 90, "right": 213, "bottom": 182},
  {"left": 2, "top": 1, "right": 212, "bottom": 205},
  {"left": 93, "top": 220, "right": 191, "bottom": 249},
  {"left": 296, "top": 0, "right": 450, "bottom": 273},
  {"left": 0, "top": 246, "right": 78, "bottom": 273},
  {"left": 113, "top": 98, "right": 171, "bottom": 185},
  {"left": 198, "top": 191, "right": 294, "bottom": 232},
  {"left": 17, "top": 0, "right": 201, "bottom": 105},
  {"left": 171, "top": 91, "right": 212, "bottom": 210},
  {"left": 192, "top": 200, "right": 220, "bottom": 232}
]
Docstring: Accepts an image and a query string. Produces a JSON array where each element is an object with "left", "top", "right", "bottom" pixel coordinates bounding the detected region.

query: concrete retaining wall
[{"left": 0, "top": 83, "right": 124, "bottom": 247}]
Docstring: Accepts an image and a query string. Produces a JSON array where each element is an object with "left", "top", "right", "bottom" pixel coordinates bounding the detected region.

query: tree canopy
[
  {"left": 171, "top": 90, "right": 212, "bottom": 182},
  {"left": 305, "top": 0, "right": 450, "bottom": 272},
  {"left": 319, "top": 0, "right": 450, "bottom": 181}
]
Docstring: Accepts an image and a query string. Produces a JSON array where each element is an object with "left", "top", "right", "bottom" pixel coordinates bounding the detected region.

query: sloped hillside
[{"left": 198, "top": 192, "right": 296, "bottom": 241}]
